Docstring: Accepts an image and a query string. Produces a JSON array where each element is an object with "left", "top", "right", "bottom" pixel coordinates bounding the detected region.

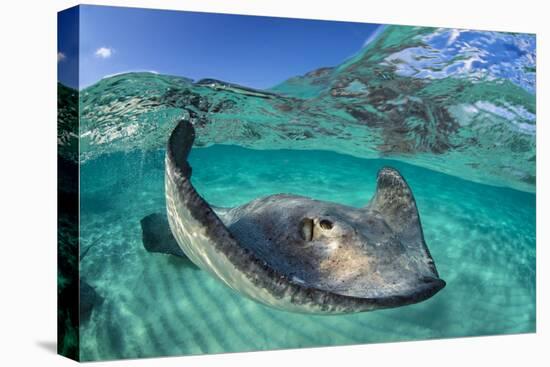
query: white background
[{"left": 0, "top": 0, "right": 546, "bottom": 365}]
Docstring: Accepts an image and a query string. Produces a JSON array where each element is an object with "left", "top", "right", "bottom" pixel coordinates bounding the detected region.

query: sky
[{"left": 58, "top": 5, "right": 379, "bottom": 90}]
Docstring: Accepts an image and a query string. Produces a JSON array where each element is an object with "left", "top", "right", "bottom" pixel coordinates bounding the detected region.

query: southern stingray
[{"left": 141, "top": 120, "right": 445, "bottom": 314}]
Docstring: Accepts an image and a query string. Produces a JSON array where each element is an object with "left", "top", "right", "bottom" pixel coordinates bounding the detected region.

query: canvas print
[{"left": 57, "top": 5, "right": 536, "bottom": 362}]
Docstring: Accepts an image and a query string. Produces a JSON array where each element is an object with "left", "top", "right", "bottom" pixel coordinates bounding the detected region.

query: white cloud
[
  {"left": 57, "top": 52, "right": 66, "bottom": 62},
  {"left": 95, "top": 47, "right": 114, "bottom": 59}
]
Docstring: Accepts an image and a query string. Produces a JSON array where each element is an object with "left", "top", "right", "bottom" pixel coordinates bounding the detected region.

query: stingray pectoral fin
[
  {"left": 165, "top": 121, "right": 280, "bottom": 299},
  {"left": 367, "top": 166, "right": 442, "bottom": 279},
  {"left": 140, "top": 212, "right": 186, "bottom": 257},
  {"left": 368, "top": 167, "right": 420, "bottom": 235}
]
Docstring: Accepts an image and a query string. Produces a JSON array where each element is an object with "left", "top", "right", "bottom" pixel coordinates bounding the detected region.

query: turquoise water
[
  {"left": 56, "top": 24, "right": 537, "bottom": 361},
  {"left": 79, "top": 146, "right": 535, "bottom": 361}
]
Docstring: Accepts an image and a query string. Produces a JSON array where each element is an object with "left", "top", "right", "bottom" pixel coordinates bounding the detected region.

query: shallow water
[
  {"left": 79, "top": 146, "right": 535, "bottom": 361},
  {"left": 57, "top": 23, "right": 538, "bottom": 361}
]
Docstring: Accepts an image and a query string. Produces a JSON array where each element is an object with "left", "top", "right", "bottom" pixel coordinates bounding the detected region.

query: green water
[{"left": 79, "top": 146, "right": 535, "bottom": 361}]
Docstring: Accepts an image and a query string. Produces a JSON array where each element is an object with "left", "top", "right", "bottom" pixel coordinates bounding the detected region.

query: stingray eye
[
  {"left": 300, "top": 218, "right": 314, "bottom": 241},
  {"left": 319, "top": 219, "right": 333, "bottom": 230}
]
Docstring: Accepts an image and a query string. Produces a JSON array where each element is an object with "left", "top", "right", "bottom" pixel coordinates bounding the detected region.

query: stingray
[{"left": 143, "top": 120, "right": 445, "bottom": 314}]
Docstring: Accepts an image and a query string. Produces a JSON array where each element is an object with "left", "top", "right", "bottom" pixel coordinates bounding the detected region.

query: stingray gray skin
[{"left": 165, "top": 120, "right": 445, "bottom": 314}]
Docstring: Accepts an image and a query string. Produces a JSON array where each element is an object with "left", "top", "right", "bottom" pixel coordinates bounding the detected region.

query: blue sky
[
  {"left": 58, "top": 5, "right": 379, "bottom": 90},
  {"left": 57, "top": 7, "right": 79, "bottom": 88}
]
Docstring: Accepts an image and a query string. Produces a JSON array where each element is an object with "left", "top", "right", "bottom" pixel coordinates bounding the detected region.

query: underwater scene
[{"left": 58, "top": 21, "right": 535, "bottom": 361}]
